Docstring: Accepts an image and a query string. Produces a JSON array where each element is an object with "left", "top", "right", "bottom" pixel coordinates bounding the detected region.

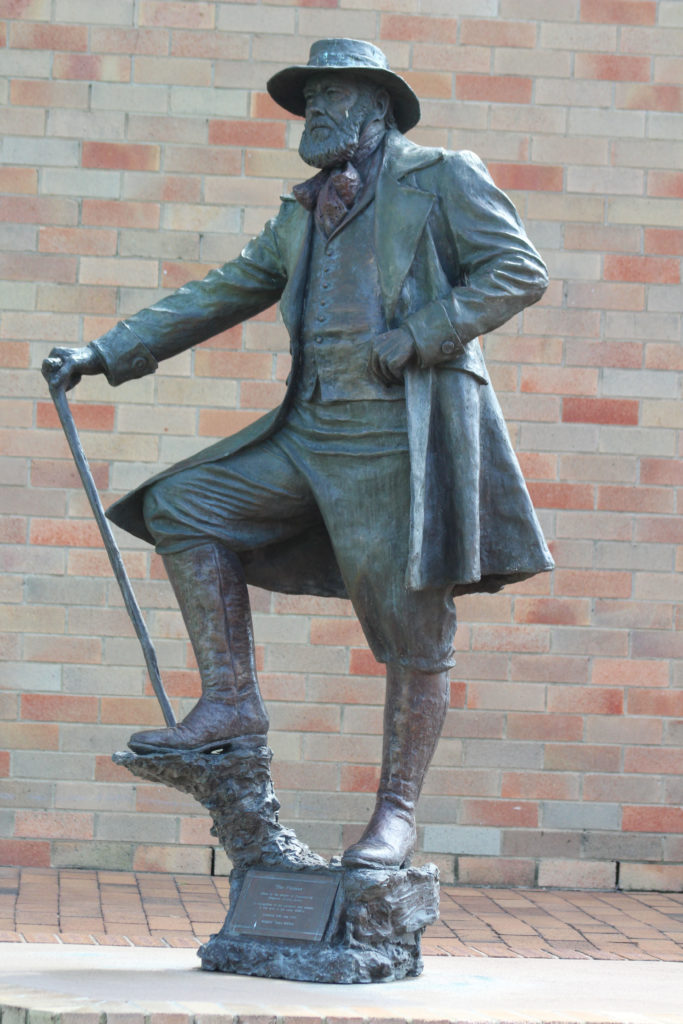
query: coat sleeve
[
  {"left": 90, "top": 211, "right": 289, "bottom": 386},
  {"left": 405, "top": 150, "right": 549, "bottom": 368}
]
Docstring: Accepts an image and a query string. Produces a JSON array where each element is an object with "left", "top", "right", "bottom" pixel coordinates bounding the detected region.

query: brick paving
[{"left": 1, "top": 866, "right": 682, "bottom": 960}]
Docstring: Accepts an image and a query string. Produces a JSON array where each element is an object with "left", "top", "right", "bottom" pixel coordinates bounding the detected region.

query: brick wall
[{"left": 1, "top": 0, "right": 682, "bottom": 890}]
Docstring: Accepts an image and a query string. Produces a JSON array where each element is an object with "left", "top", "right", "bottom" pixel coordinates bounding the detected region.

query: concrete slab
[{"left": 1, "top": 943, "right": 682, "bottom": 1024}]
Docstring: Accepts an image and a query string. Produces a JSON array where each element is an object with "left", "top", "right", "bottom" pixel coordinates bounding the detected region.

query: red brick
[
  {"left": 68, "top": 549, "right": 146, "bottom": 578},
  {"left": 647, "top": 172, "right": 683, "bottom": 199},
  {"left": 170, "top": 29, "right": 249, "bottom": 60},
  {"left": 2, "top": 723, "right": 59, "bottom": 749},
  {"left": 37, "top": 401, "right": 115, "bottom": 432},
  {"left": 548, "top": 686, "right": 624, "bottom": 715},
  {"left": 580, "top": 0, "right": 656, "bottom": 24},
  {"left": 471, "top": 625, "right": 549, "bottom": 653},
  {"left": 240, "top": 381, "right": 286, "bottom": 409},
  {"left": 0, "top": 841, "right": 50, "bottom": 867},
  {"left": 10, "top": 22, "right": 88, "bottom": 50},
  {"left": 194, "top": 351, "right": 272, "bottom": 379},
  {"left": 0, "top": 751, "right": 9, "bottom": 776},
  {"left": 250, "top": 91, "right": 297, "bottom": 120},
  {"left": 82, "top": 142, "right": 160, "bottom": 172},
  {"left": 29, "top": 519, "right": 103, "bottom": 548},
  {"left": 140, "top": 0, "right": 215, "bottom": 28},
  {"left": 101, "top": 698, "right": 164, "bottom": 726},
  {"left": 622, "top": 807, "right": 683, "bottom": 832},
  {"left": 501, "top": 772, "right": 579, "bottom": 801},
  {"left": 597, "top": 485, "right": 673, "bottom": 514},
  {"left": 21, "top": 694, "right": 99, "bottom": 722},
  {"left": 310, "top": 618, "right": 365, "bottom": 646},
  {"left": 450, "top": 681, "right": 467, "bottom": 708},
  {"left": 82, "top": 199, "right": 160, "bottom": 229},
  {"left": 461, "top": 19, "right": 536, "bottom": 47},
  {"left": 15, "top": 810, "right": 93, "bottom": 840},
  {"left": 0, "top": 252, "right": 76, "bottom": 284},
  {"left": 592, "top": 659, "right": 669, "bottom": 689},
  {"left": 623, "top": 747, "right": 682, "bottom": 774},
  {"left": 53, "top": 54, "right": 130, "bottom": 81},
  {"left": 90, "top": 26, "right": 169, "bottom": 55},
  {"left": 0, "top": 342, "right": 30, "bottom": 367},
  {"left": 0, "top": 167, "right": 38, "bottom": 194},
  {"left": 527, "top": 482, "right": 594, "bottom": 510},
  {"left": 554, "top": 571, "right": 631, "bottom": 598},
  {"left": 644, "top": 229, "right": 683, "bottom": 255},
  {"left": 39, "top": 227, "right": 118, "bottom": 256},
  {"left": 24, "top": 636, "right": 102, "bottom": 664},
  {"left": 208, "top": 120, "right": 286, "bottom": 148},
  {"left": 349, "top": 649, "right": 384, "bottom": 677},
  {"left": 562, "top": 397, "right": 639, "bottom": 426},
  {"left": 490, "top": 163, "right": 563, "bottom": 192},
  {"left": 381, "top": 14, "right": 459, "bottom": 44},
  {"left": 340, "top": 765, "right": 380, "bottom": 793},
  {"left": 457, "top": 75, "right": 532, "bottom": 104},
  {"left": 635, "top": 515, "right": 683, "bottom": 544},
  {"left": 640, "top": 458, "right": 683, "bottom": 486},
  {"left": 10, "top": 79, "right": 89, "bottom": 107},
  {"left": 514, "top": 598, "right": 591, "bottom": 627},
  {"left": 521, "top": 367, "right": 598, "bottom": 394},
  {"left": 604, "top": 255, "right": 680, "bottom": 284},
  {"left": 461, "top": 799, "right": 538, "bottom": 828},
  {"left": 159, "top": 261, "right": 215, "bottom": 289},
  {"left": 517, "top": 452, "right": 558, "bottom": 480},
  {"left": 402, "top": 71, "right": 452, "bottom": 100},
  {"left": 617, "top": 84, "right": 682, "bottom": 111},
  {"left": 628, "top": 690, "right": 683, "bottom": 716},
  {"left": 507, "top": 713, "right": 583, "bottom": 742},
  {"left": 0, "top": 196, "right": 77, "bottom": 225},
  {"left": 564, "top": 340, "right": 642, "bottom": 369},
  {"left": 574, "top": 53, "right": 651, "bottom": 81},
  {"left": 198, "top": 409, "right": 261, "bottom": 437}
]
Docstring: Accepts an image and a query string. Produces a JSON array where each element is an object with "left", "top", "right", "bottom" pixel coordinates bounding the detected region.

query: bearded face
[{"left": 298, "top": 75, "right": 383, "bottom": 169}]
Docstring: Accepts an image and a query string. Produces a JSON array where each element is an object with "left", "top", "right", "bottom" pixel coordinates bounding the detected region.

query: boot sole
[{"left": 127, "top": 733, "right": 268, "bottom": 756}]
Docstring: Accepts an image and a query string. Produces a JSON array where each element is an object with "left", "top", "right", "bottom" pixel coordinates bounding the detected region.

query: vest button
[{"left": 441, "top": 340, "right": 456, "bottom": 355}]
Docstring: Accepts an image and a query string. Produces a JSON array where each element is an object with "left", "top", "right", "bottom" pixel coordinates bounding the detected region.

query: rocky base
[
  {"left": 113, "top": 745, "right": 439, "bottom": 983},
  {"left": 200, "top": 863, "right": 440, "bottom": 983}
]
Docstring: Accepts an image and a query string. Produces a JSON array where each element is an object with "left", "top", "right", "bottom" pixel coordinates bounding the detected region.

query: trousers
[{"left": 143, "top": 399, "right": 457, "bottom": 672}]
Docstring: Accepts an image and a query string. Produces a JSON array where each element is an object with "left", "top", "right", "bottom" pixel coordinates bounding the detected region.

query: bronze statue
[{"left": 44, "top": 39, "right": 553, "bottom": 875}]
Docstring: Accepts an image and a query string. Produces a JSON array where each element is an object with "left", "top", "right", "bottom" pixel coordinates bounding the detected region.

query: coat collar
[{"left": 375, "top": 131, "right": 444, "bottom": 323}]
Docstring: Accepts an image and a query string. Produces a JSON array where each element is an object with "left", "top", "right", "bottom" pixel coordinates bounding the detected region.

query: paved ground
[
  {"left": 1, "top": 866, "right": 683, "bottom": 961},
  {"left": 1, "top": 868, "right": 683, "bottom": 1024}
]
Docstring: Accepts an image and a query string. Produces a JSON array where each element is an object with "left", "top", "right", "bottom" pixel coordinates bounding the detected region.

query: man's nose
[{"left": 306, "top": 93, "right": 325, "bottom": 116}]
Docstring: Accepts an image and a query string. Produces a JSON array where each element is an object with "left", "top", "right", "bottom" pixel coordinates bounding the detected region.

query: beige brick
[
  {"left": 54, "top": 0, "right": 134, "bottom": 24},
  {"left": 79, "top": 257, "right": 158, "bottom": 288}
]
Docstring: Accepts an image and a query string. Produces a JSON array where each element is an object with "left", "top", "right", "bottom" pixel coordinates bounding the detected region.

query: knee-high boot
[
  {"left": 341, "top": 664, "right": 450, "bottom": 870},
  {"left": 128, "top": 542, "right": 269, "bottom": 754}
]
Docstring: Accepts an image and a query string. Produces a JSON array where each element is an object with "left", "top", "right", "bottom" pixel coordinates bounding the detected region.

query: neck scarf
[{"left": 293, "top": 123, "right": 385, "bottom": 236}]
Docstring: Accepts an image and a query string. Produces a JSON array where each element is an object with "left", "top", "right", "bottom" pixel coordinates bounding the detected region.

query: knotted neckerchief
[{"left": 293, "top": 123, "right": 385, "bottom": 236}]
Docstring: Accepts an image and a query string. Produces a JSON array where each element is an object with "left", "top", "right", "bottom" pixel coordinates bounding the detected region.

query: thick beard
[{"left": 298, "top": 118, "right": 363, "bottom": 170}]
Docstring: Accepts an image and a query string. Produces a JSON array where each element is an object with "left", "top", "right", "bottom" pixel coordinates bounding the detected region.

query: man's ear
[{"left": 374, "top": 87, "right": 390, "bottom": 121}]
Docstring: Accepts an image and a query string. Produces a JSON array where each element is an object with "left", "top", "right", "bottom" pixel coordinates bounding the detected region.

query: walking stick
[{"left": 42, "top": 358, "right": 176, "bottom": 728}]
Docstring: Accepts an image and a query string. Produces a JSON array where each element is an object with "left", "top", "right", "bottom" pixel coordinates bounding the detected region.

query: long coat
[{"left": 100, "top": 130, "right": 554, "bottom": 598}]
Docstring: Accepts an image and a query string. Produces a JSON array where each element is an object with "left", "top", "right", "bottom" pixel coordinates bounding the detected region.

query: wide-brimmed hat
[{"left": 267, "top": 38, "right": 420, "bottom": 134}]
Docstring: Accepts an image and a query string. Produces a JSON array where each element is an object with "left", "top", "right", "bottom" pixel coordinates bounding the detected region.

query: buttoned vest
[{"left": 298, "top": 197, "right": 404, "bottom": 402}]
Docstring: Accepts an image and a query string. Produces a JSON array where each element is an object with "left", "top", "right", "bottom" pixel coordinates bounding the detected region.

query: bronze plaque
[{"left": 230, "top": 870, "right": 340, "bottom": 942}]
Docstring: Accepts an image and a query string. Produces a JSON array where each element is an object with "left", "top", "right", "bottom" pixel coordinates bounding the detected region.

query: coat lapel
[
  {"left": 375, "top": 131, "right": 443, "bottom": 324},
  {"left": 279, "top": 200, "right": 313, "bottom": 341}
]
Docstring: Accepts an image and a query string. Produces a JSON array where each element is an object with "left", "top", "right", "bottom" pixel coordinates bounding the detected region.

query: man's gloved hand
[
  {"left": 42, "top": 345, "right": 105, "bottom": 392},
  {"left": 369, "top": 327, "right": 416, "bottom": 387}
]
